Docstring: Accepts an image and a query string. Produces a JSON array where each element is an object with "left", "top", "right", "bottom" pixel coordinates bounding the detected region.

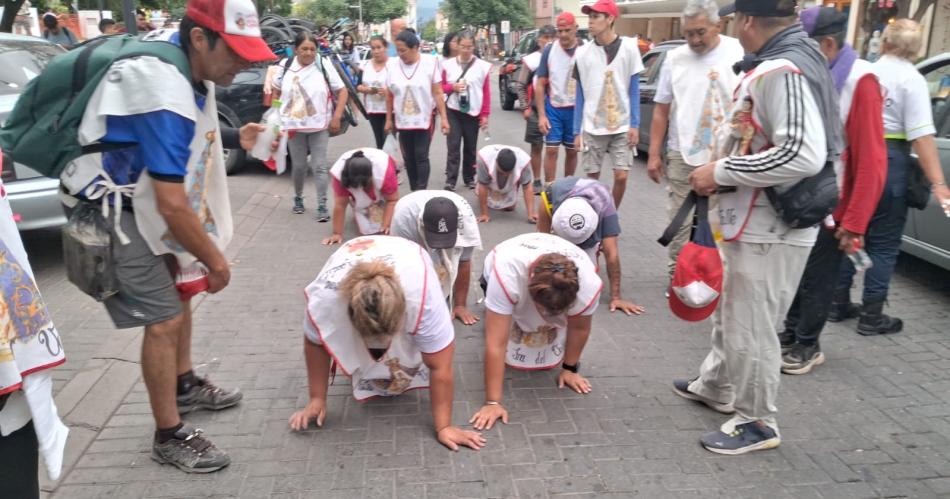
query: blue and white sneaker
[{"left": 701, "top": 421, "right": 780, "bottom": 455}]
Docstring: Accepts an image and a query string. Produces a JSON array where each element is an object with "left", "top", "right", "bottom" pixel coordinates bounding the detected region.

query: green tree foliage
[
  {"left": 361, "top": 0, "right": 407, "bottom": 25},
  {"left": 420, "top": 18, "right": 437, "bottom": 41},
  {"left": 442, "top": 0, "right": 529, "bottom": 32},
  {"left": 292, "top": 0, "right": 349, "bottom": 27}
]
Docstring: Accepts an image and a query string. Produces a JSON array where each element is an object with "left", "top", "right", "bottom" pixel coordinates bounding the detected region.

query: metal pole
[{"left": 123, "top": 0, "right": 136, "bottom": 35}]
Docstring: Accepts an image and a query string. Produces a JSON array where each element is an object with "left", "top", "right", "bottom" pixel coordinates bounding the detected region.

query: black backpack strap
[{"left": 657, "top": 191, "right": 699, "bottom": 247}]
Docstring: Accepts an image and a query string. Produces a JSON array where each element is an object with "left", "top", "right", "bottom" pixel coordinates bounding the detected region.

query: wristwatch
[{"left": 561, "top": 362, "right": 580, "bottom": 374}]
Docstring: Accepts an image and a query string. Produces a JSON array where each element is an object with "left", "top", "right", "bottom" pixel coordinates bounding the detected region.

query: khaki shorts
[{"left": 582, "top": 132, "right": 632, "bottom": 174}]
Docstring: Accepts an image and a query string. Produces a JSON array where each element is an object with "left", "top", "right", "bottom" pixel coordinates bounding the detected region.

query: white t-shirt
[
  {"left": 275, "top": 57, "right": 346, "bottom": 131},
  {"left": 304, "top": 260, "right": 454, "bottom": 354},
  {"left": 654, "top": 36, "right": 744, "bottom": 161},
  {"left": 873, "top": 55, "right": 936, "bottom": 141},
  {"left": 386, "top": 54, "right": 442, "bottom": 130},
  {"left": 360, "top": 59, "right": 389, "bottom": 115}
]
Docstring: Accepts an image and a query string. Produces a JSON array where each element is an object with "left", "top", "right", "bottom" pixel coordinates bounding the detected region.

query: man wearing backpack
[
  {"left": 673, "top": 0, "right": 838, "bottom": 455},
  {"left": 61, "top": 0, "right": 275, "bottom": 473},
  {"left": 42, "top": 14, "right": 77, "bottom": 49}
]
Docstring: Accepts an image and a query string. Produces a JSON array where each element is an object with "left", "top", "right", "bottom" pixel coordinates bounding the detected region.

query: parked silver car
[
  {"left": 902, "top": 53, "right": 950, "bottom": 270},
  {"left": 0, "top": 33, "right": 67, "bottom": 231}
]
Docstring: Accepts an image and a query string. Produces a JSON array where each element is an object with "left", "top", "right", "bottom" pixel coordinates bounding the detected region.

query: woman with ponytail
[
  {"left": 291, "top": 236, "right": 487, "bottom": 452},
  {"left": 324, "top": 148, "right": 401, "bottom": 245},
  {"left": 471, "top": 233, "right": 603, "bottom": 431}
]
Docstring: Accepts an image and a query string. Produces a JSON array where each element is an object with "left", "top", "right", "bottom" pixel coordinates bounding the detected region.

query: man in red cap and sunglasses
[{"left": 58, "top": 0, "right": 276, "bottom": 473}]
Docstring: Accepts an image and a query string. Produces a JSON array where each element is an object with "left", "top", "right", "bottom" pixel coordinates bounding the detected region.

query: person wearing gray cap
[
  {"left": 475, "top": 145, "right": 537, "bottom": 223},
  {"left": 537, "top": 176, "right": 644, "bottom": 316},
  {"left": 390, "top": 190, "right": 483, "bottom": 325},
  {"left": 779, "top": 6, "right": 887, "bottom": 375},
  {"left": 678, "top": 0, "right": 839, "bottom": 455}
]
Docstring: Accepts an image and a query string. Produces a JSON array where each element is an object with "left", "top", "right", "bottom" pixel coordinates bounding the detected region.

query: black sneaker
[
  {"left": 672, "top": 378, "right": 735, "bottom": 414},
  {"left": 152, "top": 424, "right": 230, "bottom": 473},
  {"left": 465, "top": 181, "right": 476, "bottom": 190},
  {"left": 316, "top": 204, "right": 330, "bottom": 223},
  {"left": 828, "top": 302, "right": 860, "bottom": 322},
  {"left": 781, "top": 343, "right": 825, "bottom": 375},
  {"left": 444, "top": 183, "right": 456, "bottom": 192},
  {"left": 177, "top": 376, "right": 243, "bottom": 414},
  {"left": 292, "top": 196, "right": 305, "bottom": 214},
  {"left": 778, "top": 330, "right": 795, "bottom": 355},
  {"left": 701, "top": 421, "right": 780, "bottom": 455},
  {"left": 532, "top": 179, "right": 542, "bottom": 195}
]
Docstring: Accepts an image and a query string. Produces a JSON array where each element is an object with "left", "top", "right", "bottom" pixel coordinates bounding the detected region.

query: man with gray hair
[{"left": 647, "top": 0, "right": 744, "bottom": 276}]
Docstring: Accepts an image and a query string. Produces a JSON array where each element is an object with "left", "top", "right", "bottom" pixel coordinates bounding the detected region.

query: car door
[
  {"left": 637, "top": 48, "right": 668, "bottom": 150},
  {"left": 906, "top": 56, "right": 950, "bottom": 269}
]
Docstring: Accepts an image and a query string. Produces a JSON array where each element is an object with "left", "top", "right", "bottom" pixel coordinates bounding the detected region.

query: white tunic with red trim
[
  {"left": 330, "top": 148, "right": 394, "bottom": 235},
  {"left": 483, "top": 233, "right": 602, "bottom": 370},
  {"left": 478, "top": 144, "right": 532, "bottom": 210},
  {"left": 305, "top": 236, "right": 443, "bottom": 401},
  {"left": 386, "top": 54, "right": 441, "bottom": 130},
  {"left": 546, "top": 42, "right": 578, "bottom": 108}
]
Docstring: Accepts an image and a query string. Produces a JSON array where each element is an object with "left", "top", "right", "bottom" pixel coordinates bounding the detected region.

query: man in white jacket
[{"left": 674, "top": 0, "right": 837, "bottom": 455}]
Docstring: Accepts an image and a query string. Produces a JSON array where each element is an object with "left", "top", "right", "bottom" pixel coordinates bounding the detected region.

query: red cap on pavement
[
  {"left": 581, "top": 0, "right": 620, "bottom": 18},
  {"left": 186, "top": 0, "right": 277, "bottom": 63},
  {"left": 556, "top": 12, "right": 577, "bottom": 26}
]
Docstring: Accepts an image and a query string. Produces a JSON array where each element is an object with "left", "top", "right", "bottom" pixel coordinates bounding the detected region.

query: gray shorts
[
  {"left": 524, "top": 109, "right": 544, "bottom": 145},
  {"left": 582, "top": 132, "right": 633, "bottom": 174},
  {"left": 103, "top": 210, "right": 182, "bottom": 329}
]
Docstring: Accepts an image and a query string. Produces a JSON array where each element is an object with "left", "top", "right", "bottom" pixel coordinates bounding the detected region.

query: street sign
[{"left": 501, "top": 20, "right": 510, "bottom": 34}]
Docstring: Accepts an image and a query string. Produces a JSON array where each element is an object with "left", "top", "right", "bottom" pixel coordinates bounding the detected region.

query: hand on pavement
[
  {"left": 288, "top": 398, "right": 327, "bottom": 431},
  {"left": 469, "top": 403, "right": 508, "bottom": 431},
  {"left": 452, "top": 305, "right": 480, "bottom": 325},
  {"left": 477, "top": 214, "right": 490, "bottom": 223},
  {"left": 322, "top": 233, "right": 343, "bottom": 245},
  {"left": 609, "top": 298, "right": 645, "bottom": 316},
  {"left": 437, "top": 426, "right": 486, "bottom": 451},
  {"left": 558, "top": 370, "right": 592, "bottom": 394}
]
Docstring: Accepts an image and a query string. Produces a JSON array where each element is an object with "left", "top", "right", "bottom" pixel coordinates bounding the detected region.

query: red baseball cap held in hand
[
  {"left": 186, "top": 0, "right": 277, "bottom": 63},
  {"left": 658, "top": 192, "right": 723, "bottom": 322},
  {"left": 581, "top": 0, "right": 620, "bottom": 19}
]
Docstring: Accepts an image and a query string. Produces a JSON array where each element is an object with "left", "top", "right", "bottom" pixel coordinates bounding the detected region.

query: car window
[
  {"left": 640, "top": 52, "right": 662, "bottom": 83},
  {"left": 924, "top": 61, "right": 950, "bottom": 138},
  {"left": 0, "top": 41, "right": 63, "bottom": 96}
]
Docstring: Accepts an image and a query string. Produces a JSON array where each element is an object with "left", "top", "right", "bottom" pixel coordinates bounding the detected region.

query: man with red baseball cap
[
  {"left": 58, "top": 0, "right": 276, "bottom": 474},
  {"left": 574, "top": 0, "right": 644, "bottom": 208},
  {"left": 535, "top": 12, "right": 584, "bottom": 184}
]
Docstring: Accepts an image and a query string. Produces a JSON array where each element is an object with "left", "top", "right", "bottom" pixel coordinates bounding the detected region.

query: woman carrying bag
[
  {"left": 441, "top": 30, "right": 492, "bottom": 191},
  {"left": 273, "top": 31, "right": 349, "bottom": 221}
]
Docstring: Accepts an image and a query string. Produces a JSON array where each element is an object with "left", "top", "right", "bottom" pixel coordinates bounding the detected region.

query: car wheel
[{"left": 219, "top": 116, "right": 245, "bottom": 175}]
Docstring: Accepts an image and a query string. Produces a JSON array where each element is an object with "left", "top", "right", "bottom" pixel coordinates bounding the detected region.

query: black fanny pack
[{"left": 764, "top": 161, "right": 839, "bottom": 229}]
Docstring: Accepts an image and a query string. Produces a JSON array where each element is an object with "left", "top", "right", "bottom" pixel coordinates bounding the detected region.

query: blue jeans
[{"left": 836, "top": 144, "right": 909, "bottom": 302}]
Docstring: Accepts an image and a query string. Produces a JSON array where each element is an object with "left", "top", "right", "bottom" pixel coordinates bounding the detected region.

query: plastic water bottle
[
  {"left": 848, "top": 240, "right": 873, "bottom": 271},
  {"left": 250, "top": 99, "right": 282, "bottom": 161}
]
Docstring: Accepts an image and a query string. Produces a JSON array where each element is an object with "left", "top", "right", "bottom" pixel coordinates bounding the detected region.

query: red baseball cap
[
  {"left": 186, "top": 0, "right": 277, "bottom": 63},
  {"left": 582, "top": 0, "right": 620, "bottom": 18},
  {"left": 667, "top": 222, "right": 722, "bottom": 322},
  {"left": 556, "top": 12, "right": 577, "bottom": 26}
]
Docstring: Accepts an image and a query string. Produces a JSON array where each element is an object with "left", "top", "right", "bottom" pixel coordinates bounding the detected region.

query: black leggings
[
  {"left": 399, "top": 129, "right": 433, "bottom": 191},
  {"left": 0, "top": 420, "right": 39, "bottom": 499},
  {"left": 368, "top": 114, "right": 387, "bottom": 149}
]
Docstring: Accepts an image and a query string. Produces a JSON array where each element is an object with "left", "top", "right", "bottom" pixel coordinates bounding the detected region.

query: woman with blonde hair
[
  {"left": 833, "top": 18, "right": 950, "bottom": 335},
  {"left": 290, "top": 236, "right": 486, "bottom": 451},
  {"left": 470, "top": 233, "right": 603, "bottom": 431}
]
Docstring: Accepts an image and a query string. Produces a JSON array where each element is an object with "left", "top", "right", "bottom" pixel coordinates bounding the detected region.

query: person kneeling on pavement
[
  {"left": 475, "top": 145, "right": 537, "bottom": 224},
  {"left": 290, "top": 236, "right": 486, "bottom": 451},
  {"left": 323, "top": 148, "right": 400, "bottom": 245},
  {"left": 537, "top": 176, "right": 644, "bottom": 315},
  {"left": 390, "top": 190, "right": 483, "bottom": 325},
  {"left": 470, "top": 233, "right": 601, "bottom": 431}
]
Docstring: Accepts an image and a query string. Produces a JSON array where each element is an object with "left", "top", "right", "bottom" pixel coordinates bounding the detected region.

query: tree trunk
[
  {"left": 1, "top": 0, "right": 28, "bottom": 33},
  {"left": 912, "top": 0, "right": 936, "bottom": 21}
]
